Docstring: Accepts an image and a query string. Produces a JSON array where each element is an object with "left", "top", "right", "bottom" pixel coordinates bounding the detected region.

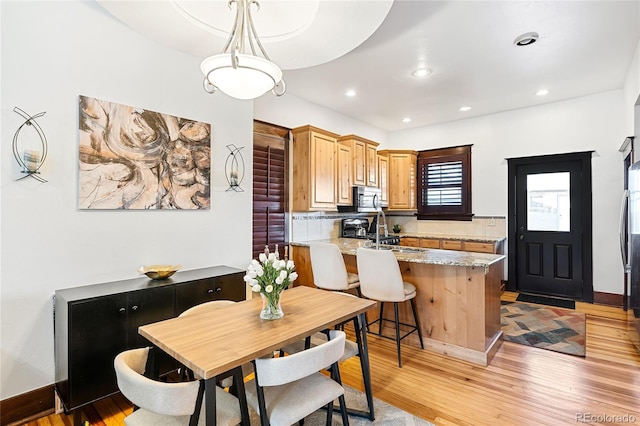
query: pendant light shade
[{"left": 201, "top": 0, "right": 285, "bottom": 100}]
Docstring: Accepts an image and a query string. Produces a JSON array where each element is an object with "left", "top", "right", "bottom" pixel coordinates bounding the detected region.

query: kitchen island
[{"left": 290, "top": 238, "right": 506, "bottom": 366}]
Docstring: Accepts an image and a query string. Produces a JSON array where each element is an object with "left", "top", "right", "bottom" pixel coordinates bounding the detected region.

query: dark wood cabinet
[{"left": 54, "top": 266, "right": 245, "bottom": 414}]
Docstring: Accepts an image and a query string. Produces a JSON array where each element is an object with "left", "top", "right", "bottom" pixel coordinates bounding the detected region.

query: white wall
[
  {"left": 388, "top": 91, "right": 628, "bottom": 295},
  {"left": 0, "top": 1, "right": 254, "bottom": 399},
  {"left": 255, "top": 93, "right": 388, "bottom": 144}
]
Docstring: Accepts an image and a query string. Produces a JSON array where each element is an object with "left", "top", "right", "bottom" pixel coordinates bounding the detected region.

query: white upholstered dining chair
[
  {"left": 245, "top": 330, "right": 350, "bottom": 426},
  {"left": 114, "top": 347, "right": 241, "bottom": 426},
  {"left": 356, "top": 247, "right": 424, "bottom": 367},
  {"left": 279, "top": 292, "right": 375, "bottom": 419}
]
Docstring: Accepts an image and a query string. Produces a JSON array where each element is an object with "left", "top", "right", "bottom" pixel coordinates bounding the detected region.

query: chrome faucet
[{"left": 375, "top": 208, "right": 388, "bottom": 250}]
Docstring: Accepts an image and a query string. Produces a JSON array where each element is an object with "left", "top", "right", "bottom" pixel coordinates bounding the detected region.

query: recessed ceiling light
[
  {"left": 536, "top": 89, "right": 549, "bottom": 96},
  {"left": 514, "top": 31, "right": 539, "bottom": 46},
  {"left": 402, "top": 117, "right": 412, "bottom": 123},
  {"left": 459, "top": 106, "right": 472, "bottom": 112},
  {"left": 412, "top": 68, "right": 431, "bottom": 78},
  {"left": 345, "top": 89, "right": 357, "bottom": 97}
]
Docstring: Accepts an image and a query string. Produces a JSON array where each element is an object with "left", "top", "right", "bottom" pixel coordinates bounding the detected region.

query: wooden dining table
[{"left": 139, "top": 285, "right": 376, "bottom": 425}]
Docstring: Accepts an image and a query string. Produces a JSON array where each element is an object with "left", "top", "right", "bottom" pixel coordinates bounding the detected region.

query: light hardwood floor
[{"left": 22, "top": 292, "right": 640, "bottom": 426}]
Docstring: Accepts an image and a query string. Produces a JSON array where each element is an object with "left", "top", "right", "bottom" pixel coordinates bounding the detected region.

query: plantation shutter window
[{"left": 417, "top": 145, "right": 473, "bottom": 221}]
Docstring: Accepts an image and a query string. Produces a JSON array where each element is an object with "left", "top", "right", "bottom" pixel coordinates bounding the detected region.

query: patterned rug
[
  {"left": 501, "top": 301, "right": 586, "bottom": 357},
  {"left": 249, "top": 383, "right": 434, "bottom": 425}
]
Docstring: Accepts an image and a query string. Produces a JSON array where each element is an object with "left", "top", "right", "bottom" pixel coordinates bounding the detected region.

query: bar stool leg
[
  {"left": 378, "top": 302, "right": 385, "bottom": 335},
  {"left": 394, "top": 302, "right": 402, "bottom": 367},
  {"left": 410, "top": 298, "right": 425, "bottom": 349}
]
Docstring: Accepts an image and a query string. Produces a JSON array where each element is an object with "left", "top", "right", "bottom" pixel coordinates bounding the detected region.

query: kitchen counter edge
[{"left": 290, "top": 238, "right": 505, "bottom": 268}]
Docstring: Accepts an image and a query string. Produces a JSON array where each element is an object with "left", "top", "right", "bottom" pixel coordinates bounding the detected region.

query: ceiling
[{"left": 97, "top": 1, "right": 639, "bottom": 131}]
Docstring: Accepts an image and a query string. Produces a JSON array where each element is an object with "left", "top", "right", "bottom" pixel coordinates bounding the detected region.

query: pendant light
[{"left": 201, "top": 0, "right": 285, "bottom": 100}]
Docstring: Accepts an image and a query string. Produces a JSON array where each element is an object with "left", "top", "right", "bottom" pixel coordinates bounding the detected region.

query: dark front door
[{"left": 508, "top": 152, "right": 593, "bottom": 302}]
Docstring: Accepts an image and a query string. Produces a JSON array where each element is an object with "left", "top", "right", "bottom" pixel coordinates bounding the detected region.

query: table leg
[
  {"left": 354, "top": 313, "right": 375, "bottom": 421},
  {"left": 230, "top": 366, "right": 251, "bottom": 425},
  {"left": 205, "top": 377, "right": 217, "bottom": 425}
]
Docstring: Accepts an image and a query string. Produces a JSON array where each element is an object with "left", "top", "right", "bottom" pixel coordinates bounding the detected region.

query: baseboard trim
[
  {"left": 593, "top": 291, "right": 623, "bottom": 308},
  {"left": 0, "top": 384, "right": 54, "bottom": 426}
]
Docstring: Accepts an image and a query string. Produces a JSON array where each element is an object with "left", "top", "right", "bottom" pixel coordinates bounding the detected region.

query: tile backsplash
[{"left": 291, "top": 212, "right": 506, "bottom": 242}]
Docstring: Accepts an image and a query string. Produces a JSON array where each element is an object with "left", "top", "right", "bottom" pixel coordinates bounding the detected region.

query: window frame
[{"left": 417, "top": 145, "right": 473, "bottom": 221}]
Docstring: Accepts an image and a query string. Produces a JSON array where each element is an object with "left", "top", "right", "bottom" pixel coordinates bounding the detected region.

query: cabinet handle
[
  {"left": 131, "top": 305, "right": 138, "bottom": 311},
  {"left": 119, "top": 307, "right": 126, "bottom": 313},
  {"left": 216, "top": 287, "right": 222, "bottom": 292}
]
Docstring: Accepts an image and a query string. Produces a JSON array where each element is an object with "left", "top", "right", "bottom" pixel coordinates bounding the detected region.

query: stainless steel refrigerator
[{"left": 620, "top": 158, "right": 640, "bottom": 353}]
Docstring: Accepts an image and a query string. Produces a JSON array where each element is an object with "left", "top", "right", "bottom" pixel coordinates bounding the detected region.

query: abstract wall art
[{"left": 78, "top": 95, "right": 211, "bottom": 209}]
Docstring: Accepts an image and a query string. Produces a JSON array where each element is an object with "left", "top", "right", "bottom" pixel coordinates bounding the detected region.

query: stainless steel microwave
[{"left": 338, "top": 186, "right": 382, "bottom": 213}]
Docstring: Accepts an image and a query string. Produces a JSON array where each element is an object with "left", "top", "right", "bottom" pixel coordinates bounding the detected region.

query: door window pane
[{"left": 527, "top": 172, "right": 570, "bottom": 231}]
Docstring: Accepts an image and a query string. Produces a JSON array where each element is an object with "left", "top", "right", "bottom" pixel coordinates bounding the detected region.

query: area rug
[
  {"left": 501, "top": 301, "right": 586, "bottom": 357},
  {"left": 249, "top": 383, "right": 434, "bottom": 425}
]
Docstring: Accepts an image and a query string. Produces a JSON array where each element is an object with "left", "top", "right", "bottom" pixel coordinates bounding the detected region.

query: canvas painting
[{"left": 78, "top": 95, "right": 211, "bottom": 209}]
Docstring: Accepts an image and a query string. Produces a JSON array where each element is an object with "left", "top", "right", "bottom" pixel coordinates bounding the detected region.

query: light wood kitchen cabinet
[
  {"left": 462, "top": 241, "right": 499, "bottom": 253},
  {"left": 378, "top": 153, "right": 389, "bottom": 206},
  {"left": 441, "top": 240, "right": 463, "bottom": 250},
  {"left": 419, "top": 238, "right": 441, "bottom": 249},
  {"left": 337, "top": 143, "right": 353, "bottom": 205},
  {"left": 292, "top": 125, "right": 340, "bottom": 211},
  {"left": 379, "top": 150, "right": 418, "bottom": 210},
  {"left": 338, "top": 135, "right": 379, "bottom": 187},
  {"left": 401, "top": 237, "right": 420, "bottom": 247},
  {"left": 400, "top": 236, "right": 503, "bottom": 254}
]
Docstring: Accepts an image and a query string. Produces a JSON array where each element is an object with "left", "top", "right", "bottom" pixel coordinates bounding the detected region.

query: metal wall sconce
[
  {"left": 12, "top": 107, "right": 48, "bottom": 183},
  {"left": 225, "top": 144, "right": 245, "bottom": 192}
]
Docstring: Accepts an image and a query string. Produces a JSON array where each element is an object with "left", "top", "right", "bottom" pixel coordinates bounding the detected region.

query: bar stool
[
  {"left": 310, "top": 242, "right": 361, "bottom": 296},
  {"left": 356, "top": 247, "right": 424, "bottom": 367}
]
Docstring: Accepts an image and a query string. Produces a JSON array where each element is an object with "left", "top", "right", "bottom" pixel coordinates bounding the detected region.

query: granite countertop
[
  {"left": 394, "top": 232, "right": 506, "bottom": 243},
  {"left": 291, "top": 238, "right": 506, "bottom": 268}
]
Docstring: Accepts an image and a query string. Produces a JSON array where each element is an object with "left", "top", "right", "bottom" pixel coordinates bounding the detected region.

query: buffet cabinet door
[
  {"left": 174, "top": 272, "right": 245, "bottom": 315},
  {"left": 65, "top": 294, "right": 128, "bottom": 410}
]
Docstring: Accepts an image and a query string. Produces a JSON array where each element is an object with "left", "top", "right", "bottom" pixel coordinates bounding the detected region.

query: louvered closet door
[{"left": 253, "top": 121, "right": 289, "bottom": 259}]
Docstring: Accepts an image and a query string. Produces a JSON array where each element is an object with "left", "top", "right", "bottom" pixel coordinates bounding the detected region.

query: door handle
[{"left": 620, "top": 189, "right": 630, "bottom": 272}]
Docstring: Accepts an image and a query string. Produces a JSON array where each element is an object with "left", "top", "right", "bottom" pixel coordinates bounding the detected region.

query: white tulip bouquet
[{"left": 244, "top": 246, "right": 297, "bottom": 319}]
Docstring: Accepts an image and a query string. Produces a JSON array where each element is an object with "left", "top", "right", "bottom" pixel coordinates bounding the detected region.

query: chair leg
[
  {"left": 394, "top": 302, "right": 402, "bottom": 368},
  {"left": 325, "top": 401, "right": 334, "bottom": 426},
  {"left": 410, "top": 298, "right": 425, "bottom": 349},
  {"left": 378, "top": 302, "right": 385, "bottom": 335}
]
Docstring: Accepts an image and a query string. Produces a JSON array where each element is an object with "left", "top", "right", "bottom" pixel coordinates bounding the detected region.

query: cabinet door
[
  {"left": 442, "top": 240, "right": 463, "bottom": 251},
  {"left": 463, "top": 241, "right": 496, "bottom": 253},
  {"left": 366, "top": 143, "right": 378, "bottom": 187},
  {"left": 401, "top": 237, "right": 420, "bottom": 247},
  {"left": 420, "top": 238, "right": 441, "bottom": 249},
  {"left": 352, "top": 140, "right": 366, "bottom": 186},
  {"left": 127, "top": 286, "right": 175, "bottom": 348},
  {"left": 310, "top": 132, "right": 338, "bottom": 210},
  {"left": 378, "top": 154, "right": 389, "bottom": 206},
  {"left": 388, "top": 153, "right": 417, "bottom": 210},
  {"left": 337, "top": 144, "right": 353, "bottom": 205},
  {"left": 68, "top": 294, "right": 127, "bottom": 409},
  {"left": 175, "top": 274, "right": 245, "bottom": 315}
]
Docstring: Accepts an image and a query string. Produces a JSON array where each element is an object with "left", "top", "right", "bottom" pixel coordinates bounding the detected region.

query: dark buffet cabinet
[{"left": 54, "top": 265, "right": 245, "bottom": 413}]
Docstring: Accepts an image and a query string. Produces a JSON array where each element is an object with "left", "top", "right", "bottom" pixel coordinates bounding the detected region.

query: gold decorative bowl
[{"left": 138, "top": 265, "right": 182, "bottom": 280}]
